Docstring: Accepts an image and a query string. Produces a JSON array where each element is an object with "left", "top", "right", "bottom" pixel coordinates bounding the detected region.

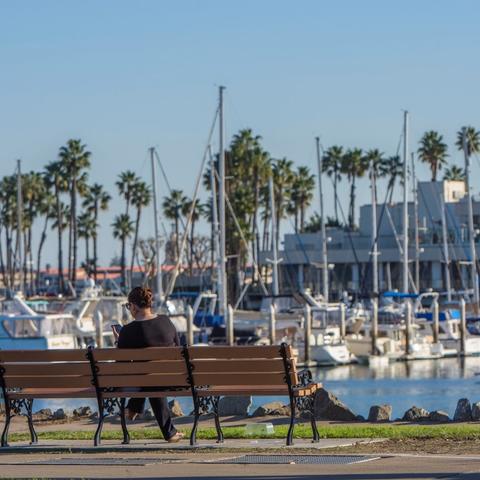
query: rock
[
  {"left": 52, "top": 408, "right": 67, "bottom": 421},
  {"left": 314, "top": 388, "right": 357, "bottom": 421},
  {"left": 142, "top": 409, "right": 155, "bottom": 421},
  {"left": 356, "top": 415, "right": 366, "bottom": 422},
  {"left": 429, "top": 410, "right": 450, "bottom": 423},
  {"left": 402, "top": 406, "right": 430, "bottom": 422},
  {"left": 168, "top": 400, "right": 184, "bottom": 417},
  {"left": 471, "top": 402, "right": 480, "bottom": 421},
  {"left": 218, "top": 396, "right": 251, "bottom": 416},
  {"left": 73, "top": 406, "right": 92, "bottom": 418},
  {"left": 89, "top": 411, "right": 99, "bottom": 420},
  {"left": 454, "top": 398, "right": 472, "bottom": 422},
  {"left": 251, "top": 402, "right": 290, "bottom": 417},
  {"left": 367, "top": 405, "right": 392, "bottom": 422},
  {"left": 34, "top": 408, "right": 53, "bottom": 418}
]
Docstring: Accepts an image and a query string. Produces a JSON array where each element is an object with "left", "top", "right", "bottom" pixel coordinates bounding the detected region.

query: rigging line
[
  {"left": 164, "top": 105, "right": 220, "bottom": 299},
  {"left": 212, "top": 167, "right": 269, "bottom": 296}
]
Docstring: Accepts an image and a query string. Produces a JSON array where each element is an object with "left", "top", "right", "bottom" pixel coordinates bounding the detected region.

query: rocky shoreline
[{"left": 4, "top": 388, "right": 479, "bottom": 425}]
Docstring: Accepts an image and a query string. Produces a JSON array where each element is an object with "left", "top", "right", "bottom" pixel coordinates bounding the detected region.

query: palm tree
[
  {"left": 116, "top": 170, "right": 139, "bottom": 217},
  {"left": 341, "top": 148, "right": 367, "bottom": 228},
  {"left": 77, "top": 211, "right": 97, "bottom": 272},
  {"left": 59, "top": 139, "right": 91, "bottom": 285},
  {"left": 443, "top": 165, "right": 466, "bottom": 181},
  {"left": 455, "top": 126, "right": 480, "bottom": 156},
  {"left": 82, "top": 183, "right": 111, "bottom": 280},
  {"left": 417, "top": 131, "right": 448, "bottom": 181},
  {"left": 322, "top": 146, "right": 343, "bottom": 223},
  {"left": 129, "top": 181, "right": 152, "bottom": 282},
  {"left": 112, "top": 213, "right": 134, "bottom": 290},
  {"left": 162, "top": 189, "right": 188, "bottom": 262},
  {"left": 383, "top": 155, "right": 403, "bottom": 202},
  {"left": 182, "top": 198, "right": 205, "bottom": 273},
  {"left": 289, "top": 166, "right": 316, "bottom": 232},
  {"left": 271, "top": 158, "right": 294, "bottom": 248},
  {"left": 44, "top": 161, "right": 69, "bottom": 293},
  {"left": 35, "top": 190, "right": 55, "bottom": 291}
]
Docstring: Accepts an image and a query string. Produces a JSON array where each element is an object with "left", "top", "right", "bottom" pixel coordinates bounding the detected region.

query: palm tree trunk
[
  {"left": 121, "top": 237, "right": 126, "bottom": 290},
  {"left": 334, "top": 169, "right": 339, "bottom": 223},
  {"left": 349, "top": 177, "right": 356, "bottom": 228},
  {"left": 130, "top": 207, "right": 142, "bottom": 286},
  {"left": 0, "top": 227, "right": 6, "bottom": 289},
  {"left": 72, "top": 175, "right": 78, "bottom": 284},
  {"left": 36, "top": 215, "right": 49, "bottom": 291},
  {"left": 85, "top": 236, "right": 90, "bottom": 270},
  {"left": 174, "top": 215, "right": 179, "bottom": 262},
  {"left": 93, "top": 202, "right": 99, "bottom": 282},
  {"left": 56, "top": 188, "right": 64, "bottom": 294},
  {"left": 300, "top": 205, "right": 305, "bottom": 231},
  {"left": 432, "top": 162, "right": 437, "bottom": 182}
]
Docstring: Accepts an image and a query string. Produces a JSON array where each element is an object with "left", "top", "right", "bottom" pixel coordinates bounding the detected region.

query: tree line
[{"left": 0, "top": 126, "right": 478, "bottom": 296}]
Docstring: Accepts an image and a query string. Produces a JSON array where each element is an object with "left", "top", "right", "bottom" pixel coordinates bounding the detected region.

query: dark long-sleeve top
[{"left": 117, "top": 315, "right": 180, "bottom": 349}]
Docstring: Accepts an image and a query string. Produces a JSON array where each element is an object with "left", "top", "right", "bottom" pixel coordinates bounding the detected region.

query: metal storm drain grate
[{"left": 214, "top": 455, "right": 379, "bottom": 465}]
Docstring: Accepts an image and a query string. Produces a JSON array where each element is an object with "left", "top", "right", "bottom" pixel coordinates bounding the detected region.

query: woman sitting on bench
[{"left": 115, "top": 286, "right": 184, "bottom": 443}]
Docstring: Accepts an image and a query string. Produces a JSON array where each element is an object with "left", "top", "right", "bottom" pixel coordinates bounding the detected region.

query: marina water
[{"left": 31, "top": 356, "right": 480, "bottom": 420}]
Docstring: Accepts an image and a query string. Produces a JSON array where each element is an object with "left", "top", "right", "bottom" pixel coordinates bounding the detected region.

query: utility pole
[
  {"left": 315, "top": 137, "right": 329, "bottom": 302},
  {"left": 370, "top": 158, "right": 379, "bottom": 296},
  {"left": 402, "top": 111, "right": 409, "bottom": 293},
  {"left": 463, "top": 127, "right": 480, "bottom": 308},
  {"left": 150, "top": 147, "right": 163, "bottom": 303},
  {"left": 218, "top": 86, "right": 228, "bottom": 316}
]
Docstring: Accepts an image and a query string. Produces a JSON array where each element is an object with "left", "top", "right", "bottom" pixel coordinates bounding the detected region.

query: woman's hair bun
[{"left": 128, "top": 286, "right": 153, "bottom": 308}]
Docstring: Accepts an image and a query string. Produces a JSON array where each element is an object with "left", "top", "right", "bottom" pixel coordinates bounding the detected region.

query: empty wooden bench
[
  {"left": 0, "top": 349, "right": 96, "bottom": 447},
  {"left": 186, "top": 343, "right": 321, "bottom": 446}
]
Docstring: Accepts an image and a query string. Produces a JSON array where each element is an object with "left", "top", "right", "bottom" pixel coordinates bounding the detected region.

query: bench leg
[
  {"left": 26, "top": 400, "right": 38, "bottom": 445},
  {"left": 211, "top": 396, "right": 224, "bottom": 444},
  {"left": 119, "top": 398, "right": 130, "bottom": 445},
  {"left": 286, "top": 401, "right": 296, "bottom": 446},
  {"left": 310, "top": 410, "right": 320, "bottom": 443},
  {"left": 1, "top": 403, "right": 12, "bottom": 447}
]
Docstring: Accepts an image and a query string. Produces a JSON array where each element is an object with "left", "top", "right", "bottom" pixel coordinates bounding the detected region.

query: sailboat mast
[
  {"left": 440, "top": 183, "right": 452, "bottom": 301},
  {"left": 402, "top": 111, "right": 409, "bottom": 293},
  {"left": 269, "top": 174, "right": 280, "bottom": 296},
  {"left": 217, "top": 86, "right": 228, "bottom": 316},
  {"left": 315, "top": 137, "right": 329, "bottom": 302},
  {"left": 370, "top": 157, "right": 379, "bottom": 295},
  {"left": 150, "top": 147, "right": 163, "bottom": 303},
  {"left": 16, "top": 159, "right": 23, "bottom": 292},
  {"left": 411, "top": 153, "right": 420, "bottom": 292},
  {"left": 209, "top": 146, "right": 221, "bottom": 293},
  {"left": 463, "top": 127, "right": 479, "bottom": 307}
]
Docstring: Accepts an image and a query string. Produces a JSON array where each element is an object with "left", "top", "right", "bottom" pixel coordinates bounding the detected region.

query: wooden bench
[
  {"left": 0, "top": 349, "right": 95, "bottom": 447},
  {"left": 87, "top": 346, "right": 192, "bottom": 446},
  {"left": 0, "top": 344, "right": 320, "bottom": 447},
  {"left": 186, "top": 344, "right": 321, "bottom": 446}
]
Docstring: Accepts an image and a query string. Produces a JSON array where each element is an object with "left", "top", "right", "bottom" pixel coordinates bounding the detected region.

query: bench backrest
[
  {"left": 89, "top": 347, "right": 190, "bottom": 389},
  {"left": 0, "top": 349, "right": 92, "bottom": 390},
  {"left": 187, "top": 345, "right": 298, "bottom": 387}
]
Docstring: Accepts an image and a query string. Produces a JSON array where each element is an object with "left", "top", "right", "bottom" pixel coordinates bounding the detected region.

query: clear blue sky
[{"left": 1, "top": 0, "right": 479, "bottom": 266}]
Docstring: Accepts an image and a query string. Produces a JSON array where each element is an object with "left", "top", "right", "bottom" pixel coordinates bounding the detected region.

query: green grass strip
[{"left": 7, "top": 423, "right": 480, "bottom": 443}]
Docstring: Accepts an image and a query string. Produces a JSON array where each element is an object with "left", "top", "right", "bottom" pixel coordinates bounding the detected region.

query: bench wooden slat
[
  {"left": 192, "top": 359, "right": 285, "bottom": 373},
  {"left": 188, "top": 345, "right": 283, "bottom": 359},
  {"left": 192, "top": 372, "right": 287, "bottom": 386},
  {"left": 97, "top": 361, "right": 187, "bottom": 375},
  {"left": 4, "top": 376, "right": 93, "bottom": 389},
  {"left": 0, "top": 350, "right": 87, "bottom": 362},
  {"left": 96, "top": 374, "right": 189, "bottom": 388},
  {"left": 9, "top": 387, "right": 96, "bottom": 399},
  {"left": 3, "top": 363, "right": 91, "bottom": 376},
  {"left": 93, "top": 347, "right": 183, "bottom": 361}
]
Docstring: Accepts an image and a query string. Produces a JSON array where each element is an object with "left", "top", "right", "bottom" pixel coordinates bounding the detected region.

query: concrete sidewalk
[{"left": 0, "top": 447, "right": 478, "bottom": 479}]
